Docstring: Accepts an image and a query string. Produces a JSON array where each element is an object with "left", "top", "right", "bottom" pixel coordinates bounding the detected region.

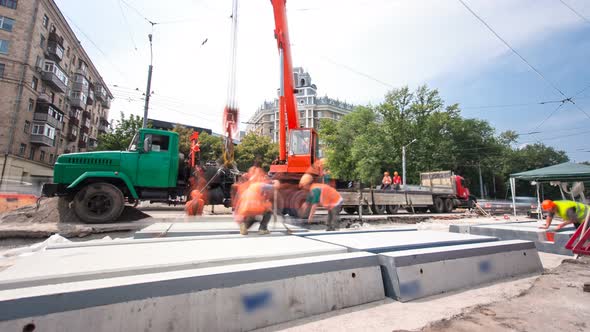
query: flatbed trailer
[{"left": 338, "top": 171, "right": 476, "bottom": 215}]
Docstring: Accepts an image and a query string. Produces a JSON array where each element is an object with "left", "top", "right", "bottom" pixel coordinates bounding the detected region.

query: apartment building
[
  {"left": 0, "top": 0, "right": 113, "bottom": 188},
  {"left": 246, "top": 67, "right": 354, "bottom": 142}
]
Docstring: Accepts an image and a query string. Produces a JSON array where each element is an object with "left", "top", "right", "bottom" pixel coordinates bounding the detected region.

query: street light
[{"left": 402, "top": 138, "right": 417, "bottom": 187}]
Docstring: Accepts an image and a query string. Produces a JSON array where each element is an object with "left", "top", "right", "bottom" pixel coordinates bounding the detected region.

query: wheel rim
[{"left": 86, "top": 193, "right": 113, "bottom": 216}]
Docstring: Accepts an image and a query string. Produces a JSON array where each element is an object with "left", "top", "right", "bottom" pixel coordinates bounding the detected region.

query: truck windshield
[{"left": 128, "top": 133, "right": 139, "bottom": 151}]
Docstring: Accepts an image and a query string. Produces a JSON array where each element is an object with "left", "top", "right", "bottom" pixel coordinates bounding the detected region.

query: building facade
[
  {"left": 246, "top": 67, "right": 354, "bottom": 142},
  {"left": 0, "top": 0, "right": 113, "bottom": 189}
]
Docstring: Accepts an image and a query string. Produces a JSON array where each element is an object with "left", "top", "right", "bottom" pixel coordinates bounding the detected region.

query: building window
[
  {"left": 28, "top": 99, "right": 34, "bottom": 112},
  {"left": 0, "top": 39, "right": 9, "bottom": 54},
  {"left": 0, "top": 0, "right": 17, "bottom": 10},
  {"left": 31, "top": 76, "right": 38, "bottom": 90},
  {"left": 29, "top": 147, "right": 35, "bottom": 160},
  {"left": 24, "top": 120, "right": 30, "bottom": 133},
  {"left": 49, "top": 153, "right": 54, "bottom": 163},
  {"left": 42, "top": 14, "right": 48, "bottom": 28},
  {"left": 0, "top": 63, "right": 4, "bottom": 78},
  {"left": 18, "top": 143, "right": 26, "bottom": 156},
  {"left": 0, "top": 15, "right": 14, "bottom": 32},
  {"left": 39, "top": 34, "right": 45, "bottom": 48},
  {"left": 40, "top": 151, "right": 45, "bottom": 161}
]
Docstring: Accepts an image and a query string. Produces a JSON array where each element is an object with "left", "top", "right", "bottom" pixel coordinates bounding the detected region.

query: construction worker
[
  {"left": 392, "top": 171, "right": 402, "bottom": 190},
  {"left": 540, "top": 199, "right": 589, "bottom": 230},
  {"left": 299, "top": 174, "right": 343, "bottom": 231},
  {"left": 234, "top": 167, "right": 278, "bottom": 235},
  {"left": 382, "top": 171, "right": 392, "bottom": 189}
]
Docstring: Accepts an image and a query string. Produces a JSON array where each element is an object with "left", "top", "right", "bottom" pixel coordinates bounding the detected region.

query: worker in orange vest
[
  {"left": 392, "top": 171, "right": 402, "bottom": 190},
  {"left": 299, "top": 174, "right": 343, "bottom": 231},
  {"left": 382, "top": 171, "right": 392, "bottom": 189},
  {"left": 234, "top": 169, "right": 278, "bottom": 235}
]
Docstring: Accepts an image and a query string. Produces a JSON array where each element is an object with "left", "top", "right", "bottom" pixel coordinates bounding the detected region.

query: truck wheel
[
  {"left": 371, "top": 204, "right": 387, "bottom": 215},
  {"left": 73, "top": 182, "right": 125, "bottom": 223},
  {"left": 386, "top": 205, "right": 400, "bottom": 214},
  {"left": 444, "top": 198, "right": 454, "bottom": 213},
  {"left": 344, "top": 207, "right": 357, "bottom": 215},
  {"left": 432, "top": 197, "right": 445, "bottom": 213}
]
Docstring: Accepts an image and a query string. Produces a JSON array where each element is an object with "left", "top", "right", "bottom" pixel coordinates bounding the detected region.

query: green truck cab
[{"left": 43, "top": 128, "right": 192, "bottom": 223}]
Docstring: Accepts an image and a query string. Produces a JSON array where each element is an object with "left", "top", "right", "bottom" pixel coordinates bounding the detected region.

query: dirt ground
[{"left": 417, "top": 257, "right": 590, "bottom": 332}]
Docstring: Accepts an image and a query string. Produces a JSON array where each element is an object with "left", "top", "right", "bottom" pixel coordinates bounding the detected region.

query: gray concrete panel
[
  {"left": 134, "top": 221, "right": 306, "bottom": 239},
  {"left": 0, "top": 236, "right": 347, "bottom": 290},
  {"left": 378, "top": 240, "right": 543, "bottom": 301},
  {"left": 304, "top": 230, "right": 497, "bottom": 253},
  {"left": 0, "top": 252, "right": 383, "bottom": 326}
]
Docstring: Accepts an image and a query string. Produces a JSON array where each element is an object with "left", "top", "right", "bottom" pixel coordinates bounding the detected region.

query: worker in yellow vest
[{"left": 540, "top": 199, "right": 589, "bottom": 230}]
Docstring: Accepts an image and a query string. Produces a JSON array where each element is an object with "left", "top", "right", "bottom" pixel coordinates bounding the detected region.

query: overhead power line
[
  {"left": 116, "top": 0, "right": 138, "bottom": 51},
  {"left": 457, "top": 0, "right": 568, "bottom": 99},
  {"left": 558, "top": 0, "right": 590, "bottom": 24}
]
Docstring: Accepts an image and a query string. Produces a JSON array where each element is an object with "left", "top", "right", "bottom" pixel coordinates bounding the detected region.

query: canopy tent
[
  {"left": 511, "top": 162, "right": 590, "bottom": 182},
  {"left": 509, "top": 162, "right": 590, "bottom": 216}
]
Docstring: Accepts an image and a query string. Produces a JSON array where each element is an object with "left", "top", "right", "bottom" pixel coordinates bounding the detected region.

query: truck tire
[
  {"left": 432, "top": 197, "right": 445, "bottom": 213},
  {"left": 386, "top": 205, "right": 400, "bottom": 214},
  {"left": 73, "top": 182, "right": 125, "bottom": 223},
  {"left": 444, "top": 198, "right": 454, "bottom": 213},
  {"left": 371, "top": 204, "right": 387, "bottom": 215}
]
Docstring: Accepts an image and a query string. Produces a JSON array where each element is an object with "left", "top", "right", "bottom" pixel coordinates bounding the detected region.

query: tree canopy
[
  {"left": 235, "top": 132, "right": 279, "bottom": 171},
  {"left": 96, "top": 112, "right": 147, "bottom": 151},
  {"left": 319, "top": 86, "right": 569, "bottom": 198}
]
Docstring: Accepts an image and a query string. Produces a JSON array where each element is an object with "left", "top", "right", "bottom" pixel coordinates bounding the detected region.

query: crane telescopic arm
[{"left": 271, "top": 0, "right": 299, "bottom": 162}]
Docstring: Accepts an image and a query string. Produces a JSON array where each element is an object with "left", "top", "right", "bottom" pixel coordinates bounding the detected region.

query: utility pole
[
  {"left": 142, "top": 33, "right": 154, "bottom": 128},
  {"left": 402, "top": 138, "right": 417, "bottom": 187},
  {"left": 478, "top": 162, "right": 484, "bottom": 199}
]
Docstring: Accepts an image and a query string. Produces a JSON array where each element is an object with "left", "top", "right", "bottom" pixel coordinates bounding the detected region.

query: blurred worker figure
[
  {"left": 382, "top": 171, "right": 392, "bottom": 189},
  {"left": 299, "top": 174, "right": 343, "bottom": 231},
  {"left": 540, "top": 199, "right": 589, "bottom": 230},
  {"left": 392, "top": 171, "right": 402, "bottom": 190},
  {"left": 185, "top": 189, "right": 205, "bottom": 216},
  {"left": 234, "top": 167, "right": 278, "bottom": 235}
]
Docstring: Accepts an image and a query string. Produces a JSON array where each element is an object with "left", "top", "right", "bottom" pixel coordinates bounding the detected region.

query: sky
[{"left": 54, "top": 0, "right": 590, "bottom": 161}]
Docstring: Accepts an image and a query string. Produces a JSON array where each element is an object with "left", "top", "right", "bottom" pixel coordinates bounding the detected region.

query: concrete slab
[
  {"left": 451, "top": 221, "right": 575, "bottom": 256},
  {"left": 0, "top": 236, "right": 347, "bottom": 290},
  {"left": 302, "top": 230, "right": 497, "bottom": 253},
  {"left": 134, "top": 221, "right": 306, "bottom": 239},
  {"left": 379, "top": 240, "right": 543, "bottom": 302},
  {"left": 296, "top": 227, "right": 417, "bottom": 237},
  {"left": 0, "top": 252, "right": 385, "bottom": 331}
]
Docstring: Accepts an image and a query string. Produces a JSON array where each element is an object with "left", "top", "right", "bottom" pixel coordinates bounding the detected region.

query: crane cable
[{"left": 223, "top": 0, "right": 239, "bottom": 168}]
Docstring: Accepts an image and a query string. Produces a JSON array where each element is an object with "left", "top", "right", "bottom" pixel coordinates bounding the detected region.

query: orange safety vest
[
  {"left": 310, "top": 183, "right": 343, "bottom": 209},
  {"left": 236, "top": 182, "right": 272, "bottom": 217}
]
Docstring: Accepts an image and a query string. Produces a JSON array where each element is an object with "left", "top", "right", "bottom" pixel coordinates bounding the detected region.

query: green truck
[{"left": 42, "top": 128, "right": 235, "bottom": 223}]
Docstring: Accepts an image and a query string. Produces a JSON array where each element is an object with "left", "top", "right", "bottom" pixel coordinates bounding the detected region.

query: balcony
[
  {"left": 48, "top": 31, "right": 64, "bottom": 46},
  {"left": 88, "top": 139, "right": 98, "bottom": 149},
  {"left": 69, "top": 116, "right": 79, "bottom": 127},
  {"left": 33, "top": 111, "right": 63, "bottom": 131},
  {"left": 101, "top": 97, "right": 111, "bottom": 109},
  {"left": 81, "top": 118, "right": 91, "bottom": 129},
  {"left": 47, "top": 40, "right": 64, "bottom": 62},
  {"left": 87, "top": 89, "right": 95, "bottom": 105},
  {"left": 37, "top": 92, "right": 51, "bottom": 103},
  {"left": 67, "top": 125, "right": 78, "bottom": 141},
  {"left": 78, "top": 139, "right": 87, "bottom": 149},
  {"left": 41, "top": 61, "right": 68, "bottom": 93},
  {"left": 98, "top": 124, "right": 108, "bottom": 134},
  {"left": 94, "top": 84, "right": 107, "bottom": 101},
  {"left": 30, "top": 134, "right": 54, "bottom": 147},
  {"left": 69, "top": 91, "right": 87, "bottom": 110}
]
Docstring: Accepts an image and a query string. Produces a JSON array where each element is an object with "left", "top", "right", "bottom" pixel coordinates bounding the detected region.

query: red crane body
[{"left": 269, "top": 0, "right": 319, "bottom": 179}]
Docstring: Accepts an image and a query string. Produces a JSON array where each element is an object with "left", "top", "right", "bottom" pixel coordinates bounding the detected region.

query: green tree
[
  {"left": 198, "top": 132, "right": 223, "bottom": 163},
  {"left": 235, "top": 132, "right": 279, "bottom": 171},
  {"left": 96, "top": 112, "right": 146, "bottom": 151}
]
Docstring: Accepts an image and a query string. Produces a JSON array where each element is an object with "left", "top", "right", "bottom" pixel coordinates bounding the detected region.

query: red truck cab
[{"left": 454, "top": 175, "right": 470, "bottom": 200}]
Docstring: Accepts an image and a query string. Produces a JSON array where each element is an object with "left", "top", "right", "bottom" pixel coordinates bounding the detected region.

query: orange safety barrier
[
  {"left": 565, "top": 223, "right": 590, "bottom": 255},
  {"left": 0, "top": 193, "right": 38, "bottom": 213}
]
